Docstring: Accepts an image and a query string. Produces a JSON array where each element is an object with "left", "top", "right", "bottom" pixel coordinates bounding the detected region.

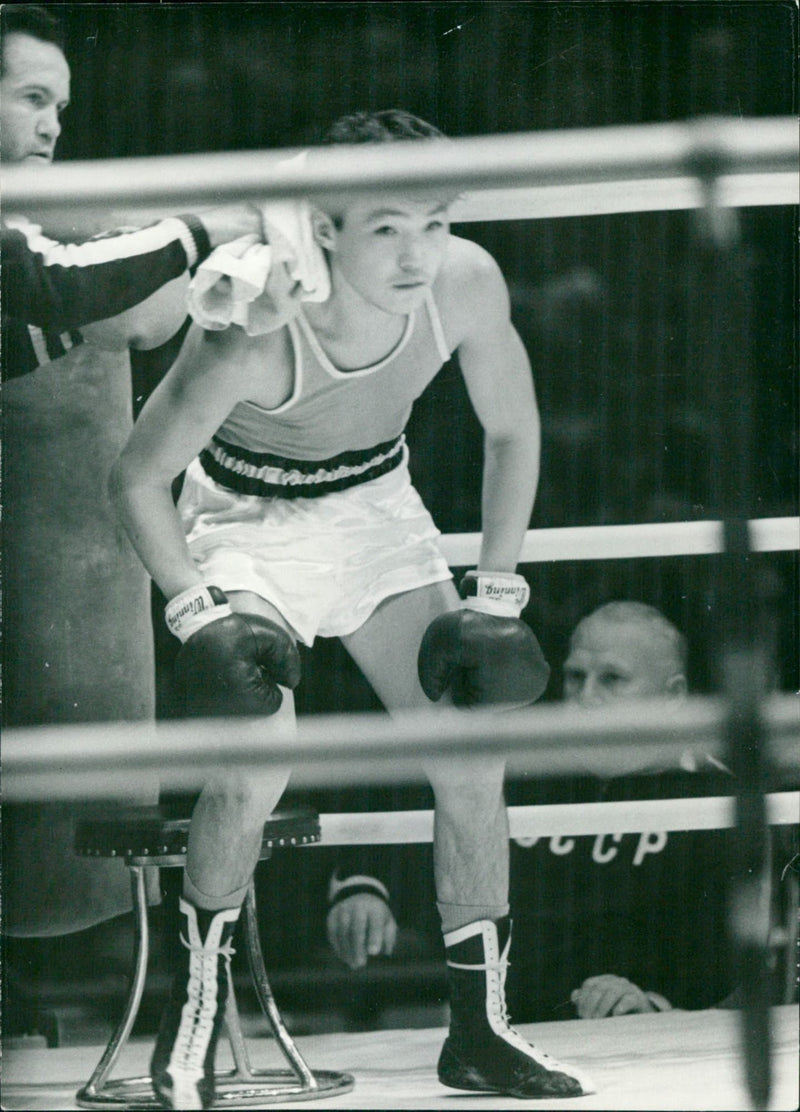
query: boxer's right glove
[{"left": 166, "top": 585, "right": 301, "bottom": 717}]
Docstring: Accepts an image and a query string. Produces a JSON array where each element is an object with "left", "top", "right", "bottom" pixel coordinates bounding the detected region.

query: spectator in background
[
  {"left": 517, "top": 600, "right": 729, "bottom": 1020},
  {"left": 327, "top": 601, "right": 746, "bottom": 1019}
]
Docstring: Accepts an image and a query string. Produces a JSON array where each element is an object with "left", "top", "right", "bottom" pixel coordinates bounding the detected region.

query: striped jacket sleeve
[{"left": 1, "top": 214, "right": 210, "bottom": 334}]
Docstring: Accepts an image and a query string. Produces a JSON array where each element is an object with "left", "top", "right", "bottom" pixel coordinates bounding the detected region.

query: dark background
[
  {"left": 8, "top": 1, "right": 797, "bottom": 1034},
  {"left": 54, "top": 0, "right": 800, "bottom": 874},
  {"left": 51, "top": 2, "right": 798, "bottom": 697}
]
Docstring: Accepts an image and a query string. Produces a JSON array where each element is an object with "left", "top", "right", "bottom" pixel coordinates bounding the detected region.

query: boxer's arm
[
  {"left": 117, "top": 323, "right": 303, "bottom": 716},
  {"left": 419, "top": 243, "right": 547, "bottom": 707},
  {"left": 109, "top": 325, "right": 254, "bottom": 599},
  {"left": 451, "top": 244, "right": 540, "bottom": 571}
]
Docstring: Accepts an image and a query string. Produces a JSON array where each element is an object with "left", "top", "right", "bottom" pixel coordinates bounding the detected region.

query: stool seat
[
  {"left": 75, "top": 806, "right": 321, "bottom": 866},
  {"left": 73, "top": 806, "right": 354, "bottom": 1108}
]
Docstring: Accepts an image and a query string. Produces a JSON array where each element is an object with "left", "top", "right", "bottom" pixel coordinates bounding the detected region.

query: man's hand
[
  {"left": 198, "top": 202, "right": 265, "bottom": 248},
  {"left": 570, "top": 974, "right": 671, "bottom": 1018},
  {"left": 327, "top": 893, "right": 398, "bottom": 970}
]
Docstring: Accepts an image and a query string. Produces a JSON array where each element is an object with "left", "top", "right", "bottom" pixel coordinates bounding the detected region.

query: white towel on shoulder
[{"left": 187, "top": 153, "right": 330, "bottom": 335}]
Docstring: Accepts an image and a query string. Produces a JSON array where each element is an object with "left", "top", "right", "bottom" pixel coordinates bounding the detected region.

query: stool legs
[
  {"left": 77, "top": 866, "right": 154, "bottom": 1106},
  {"left": 241, "top": 882, "right": 317, "bottom": 1089},
  {"left": 76, "top": 869, "right": 354, "bottom": 1108}
]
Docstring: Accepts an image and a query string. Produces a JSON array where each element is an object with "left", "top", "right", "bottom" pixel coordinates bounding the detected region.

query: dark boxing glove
[
  {"left": 418, "top": 570, "right": 549, "bottom": 707},
  {"left": 165, "top": 585, "right": 301, "bottom": 717}
]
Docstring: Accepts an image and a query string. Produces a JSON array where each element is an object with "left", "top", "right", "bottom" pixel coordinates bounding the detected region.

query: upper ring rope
[
  {"left": 3, "top": 117, "right": 797, "bottom": 218},
  {"left": 450, "top": 173, "right": 797, "bottom": 222}
]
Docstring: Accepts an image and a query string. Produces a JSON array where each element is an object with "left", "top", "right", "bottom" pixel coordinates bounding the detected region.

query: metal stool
[{"left": 74, "top": 807, "right": 354, "bottom": 1108}]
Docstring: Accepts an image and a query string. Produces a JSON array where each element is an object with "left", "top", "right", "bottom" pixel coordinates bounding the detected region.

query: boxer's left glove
[
  {"left": 166, "top": 585, "right": 301, "bottom": 717},
  {"left": 417, "top": 571, "right": 549, "bottom": 707}
]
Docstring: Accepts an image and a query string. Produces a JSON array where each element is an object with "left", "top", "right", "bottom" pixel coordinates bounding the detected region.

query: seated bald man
[{"left": 327, "top": 601, "right": 738, "bottom": 1021}]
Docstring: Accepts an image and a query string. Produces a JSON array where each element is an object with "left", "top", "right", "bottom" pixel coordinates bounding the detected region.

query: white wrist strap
[
  {"left": 328, "top": 872, "right": 391, "bottom": 905},
  {"left": 165, "top": 585, "right": 233, "bottom": 642},
  {"left": 459, "top": 571, "right": 530, "bottom": 619}
]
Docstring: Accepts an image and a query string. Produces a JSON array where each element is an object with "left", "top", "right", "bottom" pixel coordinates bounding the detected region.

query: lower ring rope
[{"left": 318, "top": 792, "right": 799, "bottom": 846}]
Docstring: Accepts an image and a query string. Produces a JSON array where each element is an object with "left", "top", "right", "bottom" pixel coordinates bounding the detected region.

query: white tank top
[{"left": 200, "top": 288, "right": 452, "bottom": 498}]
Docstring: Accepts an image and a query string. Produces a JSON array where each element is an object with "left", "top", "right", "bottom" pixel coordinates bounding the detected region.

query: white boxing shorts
[{"left": 177, "top": 453, "right": 453, "bottom": 646}]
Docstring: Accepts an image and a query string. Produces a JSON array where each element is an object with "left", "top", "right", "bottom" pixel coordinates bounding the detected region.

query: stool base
[
  {"left": 76, "top": 1068, "right": 355, "bottom": 1108},
  {"left": 74, "top": 847, "right": 353, "bottom": 1108}
]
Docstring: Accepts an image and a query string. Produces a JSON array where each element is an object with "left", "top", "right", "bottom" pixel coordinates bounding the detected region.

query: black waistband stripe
[{"left": 199, "top": 434, "right": 406, "bottom": 499}]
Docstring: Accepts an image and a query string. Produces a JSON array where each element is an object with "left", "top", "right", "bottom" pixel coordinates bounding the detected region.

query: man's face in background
[
  {"left": 563, "top": 610, "right": 687, "bottom": 707},
  {"left": 0, "top": 32, "right": 70, "bottom": 164}
]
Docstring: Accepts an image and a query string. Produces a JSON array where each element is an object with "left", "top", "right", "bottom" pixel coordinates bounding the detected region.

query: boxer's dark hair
[
  {"left": 323, "top": 109, "right": 445, "bottom": 145},
  {"left": 318, "top": 110, "right": 450, "bottom": 230},
  {"left": 1, "top": 5, "right": 65, "bottom": 73}
]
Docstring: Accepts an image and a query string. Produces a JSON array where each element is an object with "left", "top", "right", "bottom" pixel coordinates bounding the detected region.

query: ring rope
[
  {"left": 4, "top": 173, "right": 797, "bottom": 239},
  {"left": 440, "top": 516, "right": 799, "bottom": 567},
  {"left": 318, "top": 791, "right": 800, "bottom": 845},
  {"left": 450, "top": 172, "right": 798, "bottom": 223},
  {"left": 3, "top": 117, "right": 796, "bottom": 215},
  {"left": 4, "top": 695, "right": 797, "bottom": 801}
]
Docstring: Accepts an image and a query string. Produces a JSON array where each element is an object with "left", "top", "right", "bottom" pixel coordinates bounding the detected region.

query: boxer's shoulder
[
  {"left": 183, "top": 321, "right": 293, "bottom": 410},
  {"left": 435, "top": 235, "right": 510, "bottom": 343}
]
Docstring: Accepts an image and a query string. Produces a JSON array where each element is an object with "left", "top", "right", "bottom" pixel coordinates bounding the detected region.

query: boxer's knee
[
  {"left": 196, "top": 771, "right": 279, "bottom": 828},
  {"left": 426, "top": 757, "right": 506, "bottom": 818}
]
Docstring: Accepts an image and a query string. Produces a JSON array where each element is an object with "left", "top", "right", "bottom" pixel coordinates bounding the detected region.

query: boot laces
[
  {"left": 486, "top": 958, "right": 559, "bottom": 1068},
  {"left": 170, "top": 932, "right": 236, "bottom": 1074}
]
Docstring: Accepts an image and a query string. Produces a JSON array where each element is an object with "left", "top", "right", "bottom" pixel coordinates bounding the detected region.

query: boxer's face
[
  {"left": 0, "top": 33, "right": 70, "bottom": 164},
  {"left": 314, "top": 194, "right": 452, "bottom": 315},
  {"left": 563, "top": 615, "right": 685, "bottom": 706}
]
